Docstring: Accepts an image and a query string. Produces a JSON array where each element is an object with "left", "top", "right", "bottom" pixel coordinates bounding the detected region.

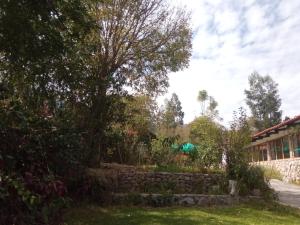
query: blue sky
[{"left": 162, "top": 0, "right": 300, "bottom": 126}]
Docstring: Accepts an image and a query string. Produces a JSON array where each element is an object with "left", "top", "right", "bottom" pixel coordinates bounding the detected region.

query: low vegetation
[
  {"left": 261, "top": 167, "right": 283, "bottom": 181},
  {"left": 151, "top": 164, "right": 223, "bottom": 174}
]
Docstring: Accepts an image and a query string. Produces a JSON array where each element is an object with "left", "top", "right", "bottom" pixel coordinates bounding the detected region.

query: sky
[{"left": 161, "top": 0, "right": 300, "bottom": 126}]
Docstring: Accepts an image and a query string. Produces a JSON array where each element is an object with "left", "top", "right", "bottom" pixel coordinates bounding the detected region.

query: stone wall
[
  {"left": 87, "top": 165, "right": 226, "bottom": 194},
  {"left": 252, "top": 158, "right": 300, "bottom": 182},
  {"left": 112, "top": 193, "right": 239, "bottom": 207},
  {"left": 117, "top": 171, "right": 225, "bottom": 194}
]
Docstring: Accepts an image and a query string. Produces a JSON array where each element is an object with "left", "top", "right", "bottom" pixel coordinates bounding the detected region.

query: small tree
[
  {"left": 198, "top": 90, "right": 208, "bottom": 115},
  {"left": 190, "top": 116, "right": 224, "bottom": 167},
  {"left": 226, "top": 108, "right": 251, "bottom": 180},
  {"left": 160, "top": 93, "right": 184, "bottom": 136},
  {"left": 197, "top": 90, "right": 219, "bottom": 119}
]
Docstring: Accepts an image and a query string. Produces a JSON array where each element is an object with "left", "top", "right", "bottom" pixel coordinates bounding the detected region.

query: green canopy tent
[
  {"left": 181, "top": 143, "right": 196, "bottom": 154},
  {"left": 172, "top": 142, "right": 197, "bottom": 154}
]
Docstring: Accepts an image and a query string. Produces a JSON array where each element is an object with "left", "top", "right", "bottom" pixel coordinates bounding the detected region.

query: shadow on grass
[
  {"left": 199, "top": 201, "right": 300, "bottom": 225},
  {"left": 64, "top": 201, "right": 300, "bottom": 225}
]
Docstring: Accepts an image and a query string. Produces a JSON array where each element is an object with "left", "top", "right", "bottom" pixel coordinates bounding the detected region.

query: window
[
  {"left": 294, "top": 134, "right": 300, "bottom": 158},
  {"left": 258, "top": 146, "right": 263, "bottom": 161},
  {"left": 275, "top": 139, "right": 283, "bottom": 159},
  {"left": 269, "top": 141, "right": 276, "bottom": 160},
  {"left": 261, "top": 146, "right": 268, "bottom": 161},
  {"left": 251, "top": 145, "right": 268, "bottom": 162},
  {"left": 257, "top": 144, "right": 268, "bottom": 161},
  {"left": 253, "top": 146, "right": 260, "bottom": 162},
  {"left": 282, "top": 137, "right": 290, "bottom": 158}
]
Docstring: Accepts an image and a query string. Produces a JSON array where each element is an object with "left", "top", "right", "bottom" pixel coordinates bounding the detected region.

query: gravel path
[{"left": 270, "top": 179, "right": 300, "bottom": 208}]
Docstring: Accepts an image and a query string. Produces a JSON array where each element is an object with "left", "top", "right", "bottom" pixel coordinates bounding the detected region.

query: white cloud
[
  {"left": 214, "top": 7, "right": 239, "bottom": 33},
  {"left": 164, "top": 0, "right": 300, "bottom": 127}
]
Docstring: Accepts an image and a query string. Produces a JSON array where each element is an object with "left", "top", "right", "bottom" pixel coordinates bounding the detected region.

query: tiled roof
[{"left": 252, "top": 115, "right": 300, "bottom": 141}]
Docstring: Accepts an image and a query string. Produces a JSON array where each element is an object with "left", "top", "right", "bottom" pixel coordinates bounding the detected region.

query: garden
[{"left": 1, "top": 0, "right": 299, "bottom": 225}]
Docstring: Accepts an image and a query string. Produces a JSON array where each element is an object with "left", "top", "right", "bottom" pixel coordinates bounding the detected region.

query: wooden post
[
  {"left": 281, "top": 138, "right": 284, "bottom": 159},
  {"left": 267, "top": 142, "right": 271, "bottom": 161},
  {"left": 289, "top": 135, "right": 294, "bottom": 158}
]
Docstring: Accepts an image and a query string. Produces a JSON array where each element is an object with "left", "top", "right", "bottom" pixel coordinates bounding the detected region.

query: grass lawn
[{"left": 63, "top": 201, "right": 300, "bottom": 225}]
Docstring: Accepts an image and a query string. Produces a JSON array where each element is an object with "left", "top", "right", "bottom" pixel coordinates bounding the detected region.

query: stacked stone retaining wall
[
  {"left": 252, "top": 158, "right": 300, "bottom": 182},
  {"left": 117, "top": 171, "right": 224, "bottom": 194},
  {"left": 88, "top": 164, "right": 226, "bottom": 194},
  {"left": 113, "top": 193, "right": 239, "bottom": 206},
  {"left": 87, "top": 164, "right": 259, "bottom": 206}
]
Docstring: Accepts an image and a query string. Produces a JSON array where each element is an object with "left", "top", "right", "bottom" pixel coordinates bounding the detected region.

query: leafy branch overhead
[{"left": 86, "top": 0, "right": 192, "bottom": 95}]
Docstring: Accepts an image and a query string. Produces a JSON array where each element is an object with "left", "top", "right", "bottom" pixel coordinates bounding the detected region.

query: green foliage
[
  {"left": 245, "top": 72, "right": 282, "bottom": 131},
  {"left": 63, "top": 202, "right": 300, "bottom": 225},
  {"left": 0, "top": 97, "right": 83, "bottom": 224},
  {"left": 0, "top": 1, "right": 192, "bottom": 223},
  {"left": 160, "top": 93, "right": 184, "bottom": 134},
  {"left": 261, "top": 167, "right": 283, "bottom": 181},
  {"left": 190, "top": 116, "right": 224, "bottom": 167},
  {"left": 0, "top": 171, "right": 69, "bottom": 225},
  {"left": 0, "top": 0, "right": 91, "bottom": 112},
  {"left": 197, "top": 90, "right": 219, "bottom": 118},
  {"left": 226, "top": 108, "right": 251, "bottom": 180},
  {"left": 145, "top": 164, "right": 223, "bottom": 174},
  {"left": 153, "top": 164, "right": 196, "bottom": 173},
  {"left": 150, "top": 136, "right": 176, "bottom": 166},
  {"left": 235, "top": 165, "right": 272, "bottom": 197},
  {"left": 226, "top": 108, "right": 273, "bottom": 198},
  {"left": 77, "top": 0, "right": 192, "bottom": 158},
  {"left": 101, "top": 95, "right": 158, "bottom": 164}
]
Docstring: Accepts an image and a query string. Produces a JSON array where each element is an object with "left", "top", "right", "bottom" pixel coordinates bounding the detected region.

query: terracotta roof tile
[{"left": 252, "top": 115, "right": 300, "bottom": 141}]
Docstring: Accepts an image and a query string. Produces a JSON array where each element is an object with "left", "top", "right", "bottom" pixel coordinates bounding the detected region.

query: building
[{"left": 247, "top": 115, "right": 300, "bottom": 182}]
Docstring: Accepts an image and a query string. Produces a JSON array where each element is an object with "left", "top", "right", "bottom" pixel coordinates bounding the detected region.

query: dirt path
[{"left": 270, "top": 179, "right": 300, "bottom": 208}]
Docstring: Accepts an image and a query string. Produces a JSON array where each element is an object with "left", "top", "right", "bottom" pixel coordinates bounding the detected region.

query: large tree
[
  {"left": 244, "top": 72, "right": 282, "bottom": 131},
  {"left": 0, "top": 0, "right": 91, "bottom": 111},
  {"left": 78, "top": 0, "right": 192, "bottom": 156},
  {"left": 0, "top": 0, "right": 192, "bottom": 161}
]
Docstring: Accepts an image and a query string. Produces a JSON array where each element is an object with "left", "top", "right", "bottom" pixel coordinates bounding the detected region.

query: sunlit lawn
[{"left": 63, "top": 201, "right": 300, "bottom": 225}]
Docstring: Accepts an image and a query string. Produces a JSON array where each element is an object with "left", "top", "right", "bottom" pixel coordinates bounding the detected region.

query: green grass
[
  {"left": 63, "top": 201, "right": 300, "bottom": 225},
  {"left": 261, "top": 166, "right": 283, "bottom": 180}
]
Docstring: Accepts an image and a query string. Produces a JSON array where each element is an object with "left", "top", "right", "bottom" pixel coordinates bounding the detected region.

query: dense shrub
[
  {"left": 0, "top": 99, "right": 85, "bottom": 224},
  {"left": 225, "top": 108, "right": 274, "bottom": 199},
  {"left": 150, "top": 137, "right": 176, "bottom": 166},
  {"left": 235, "top": 165, "right": 272, "bottom": 197},
  {"left": 190, "top": 116, "right": 224, "bottom": 168},
  {"left": 0, "top": 172, "right": 68, "bottom": 225}
]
